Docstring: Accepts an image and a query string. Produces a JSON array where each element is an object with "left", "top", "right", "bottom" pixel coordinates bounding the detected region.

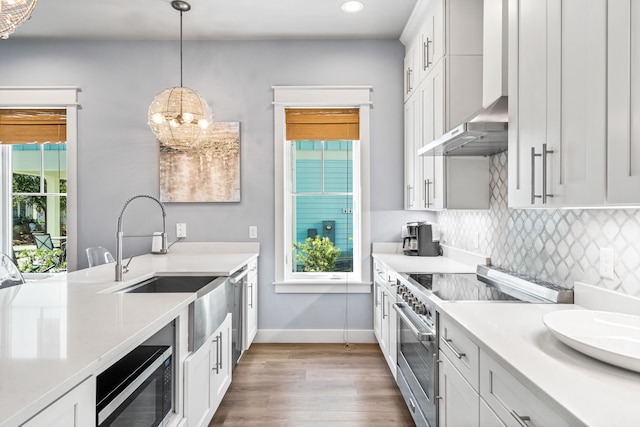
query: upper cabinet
[
  {"left": 509, "top": 0, "right": 640, "bottom": 208},
  {"left": 608, "top": 0, "right": 640, "bottom": 204},
  {"left": 402, "top": 0, "right": 486, "bottom": 211}
]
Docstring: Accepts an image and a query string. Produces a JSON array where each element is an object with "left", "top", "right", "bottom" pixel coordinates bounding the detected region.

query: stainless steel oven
[
  {"left": 394, "top": 276, "right": 438, "bottom": 427},
  {"left": 96, "top": 345, "right": 173, "bottom": 427},
  {"left": 393, "top": 265, "right": 574, "bottom": 427}
]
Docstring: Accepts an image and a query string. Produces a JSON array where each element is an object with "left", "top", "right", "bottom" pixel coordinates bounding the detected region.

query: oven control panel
[{"left": 396, "top": 277, "right": 435, "bottom": 327}]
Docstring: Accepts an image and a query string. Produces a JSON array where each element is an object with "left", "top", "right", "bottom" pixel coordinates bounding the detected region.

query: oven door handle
[{"left": 393, "top": 303, "right": 435, "bottom": 341}]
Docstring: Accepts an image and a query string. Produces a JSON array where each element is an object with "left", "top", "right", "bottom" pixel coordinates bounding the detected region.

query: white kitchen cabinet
[
  {"left": 479, "top": 349, "right": 571, "bottom": 427},
  {"left": 404, "top": 39, "right": 419, "bottom": 101},
  {"left": 438, "top": 315, "right": 480, "bottom": 427},
  {"left": 439, "top": 353, "right": 480, "bottom": 427},
  {"left": 21, "top": 377, "right": 95, "bottom": 427},
  {"left": 508, "top": 0, "right": 607, "bottom": 208},
  {"left": 245, "top": 258, "right": 258, "bottom": 349},
  {"left": 480, "top": 398, "right": 506, "bottom": 427},
  {"left": 403, "top": 0, "right": 484, "bottom": 211},
  {"left": 372, "top": 259, "right": 397, "bottom": 378},
  {"left": 405, "top": 90, "right": 422, "bottom": 209},
  {"left": 184, "top": 313, "right": 232, "bottom": 427},
  {"left": 483, "top": 0, "right": 508, "bottom": 108},
  {"left": 607, "top": 0, "right": 640, "bottom": 204}
]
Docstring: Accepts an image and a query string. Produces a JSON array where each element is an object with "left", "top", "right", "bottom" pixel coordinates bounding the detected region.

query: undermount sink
[
  {"left": 120, "top": 275, "right": 218, "bottom": 294},
  {"left": 543, "top": 309, "right": 640, "bottom": 373}
]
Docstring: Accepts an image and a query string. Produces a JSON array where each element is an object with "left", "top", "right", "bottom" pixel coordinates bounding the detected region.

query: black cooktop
[
  {"left": 407, "top": 273, "right": 520, "bottom": 302},
  {"left": 405, "top": 265, "right": 574, "bottom": 304}
]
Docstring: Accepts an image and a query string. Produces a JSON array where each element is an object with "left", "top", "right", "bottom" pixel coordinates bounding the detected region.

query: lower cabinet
[
  {"left": 479, "top": 349, "right": 571, "bottom": 427},
  {"left": 22, "top": 376, "right": 96, "bottom": 427},
  {"left": 439, "top": 353, "right": 480, "bottom": 427},
  {"left": 245, "top": 258, "right": 258, "bottom": 350},
  {"left": 373, "top": 258, "right": 397, "bottom": 378},
  {"left": 184, "top": 313, "right": 232, "bottom": 427}
]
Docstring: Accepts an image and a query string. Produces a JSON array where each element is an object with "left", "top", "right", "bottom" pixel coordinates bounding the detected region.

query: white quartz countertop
[
  {"left": 439, "top": 302, "right": 640, "bottom": 427},
  {"left": 0, "top": 242, "right": 259, "bottom": 427},
  {"left": 372, "top": 243, "right": 490, "bottom": 273}
]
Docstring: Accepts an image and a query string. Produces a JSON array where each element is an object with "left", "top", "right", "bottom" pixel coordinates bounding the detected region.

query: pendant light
[
  {"left": 0, "top": 0, "right": 38, "bottom": 39},
  {"left": 148, "top": 0, "right": 213, "bottom": 149}
]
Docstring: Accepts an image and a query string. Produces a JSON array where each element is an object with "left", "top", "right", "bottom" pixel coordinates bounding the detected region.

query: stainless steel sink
[
  {"left": 121, "top": 275, "right": 219, "bottom": 295},
  {"left": 119, "top": 275, "right": 230, "bottom": 351}
]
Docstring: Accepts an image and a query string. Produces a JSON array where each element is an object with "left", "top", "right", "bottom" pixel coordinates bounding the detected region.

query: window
[
  {"left": 0, "top": 87, "right": 79, "bottom": 272},
  {"left": 274, "top": 86, "right": 372, "bottom": 293}
]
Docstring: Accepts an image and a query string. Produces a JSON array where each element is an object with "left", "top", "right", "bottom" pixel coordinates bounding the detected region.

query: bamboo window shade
[
  {"left": 285, "top": 108, "right": 359, "bottom": 140},
  {"left": 0, "top": 109, "right": 67, "bottom": 145}
]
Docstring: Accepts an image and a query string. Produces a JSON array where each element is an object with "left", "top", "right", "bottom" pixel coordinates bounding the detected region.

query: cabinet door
[
  {"left": 608, "top": 0, "right": 640, "bottom": 204},
  {"left": 385, "top": 286, "right": 398, "bottom": 376},
  {"left": 210, "top": 314, "right": 232, "bottom": 413},
  {"left": 420, "top": 0, "right": 444, "bottom": 76},
  {"left": 379, "top": 289, "right": 389, "bottom": 356},
  {"left": 373, "top": 280, "right": 383, "bottom": 342},
  {"left": 245, "top": 260, "right": 258, "bottom": 349},
  {"left": 509, "top": 0, "right": 607, "bottom": 208},
  {"left": 185, "top": 342, "right": 212, "bottom": 427},
  {"left": 508, "top": 0, "right": 548, "bottom": 207},
  {"left": 480, "top": 398, "right": 506, "bottom": 427},
  {"left": 439, "top": 353, "right": 479, "bottom": 427},
  {"left": 404, "top": 41, "right": 419, "bottom": 101},
  {"left": 22, "top": 377, "right": 96, "bottom": 427},
  {"left": 405, "top": 91, "right": 421, "bottom": 210},
  {"left": 545, "top": 0, "right": 607, "bottom": 206},
  {"left": 421, "top": 61, "right": 445, "bottom": 210}
]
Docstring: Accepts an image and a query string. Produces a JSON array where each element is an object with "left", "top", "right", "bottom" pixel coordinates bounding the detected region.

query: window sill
[{"left": 274, "top": 280, "right": 372, "bottom": 294}]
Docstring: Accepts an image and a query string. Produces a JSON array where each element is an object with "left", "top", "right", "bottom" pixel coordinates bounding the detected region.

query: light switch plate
[
  {"left": 599, "top": 247, "right": 614, "bottom": 279},
  {"left": 249, "top": 226, "right": 258, "bottom": 239}
]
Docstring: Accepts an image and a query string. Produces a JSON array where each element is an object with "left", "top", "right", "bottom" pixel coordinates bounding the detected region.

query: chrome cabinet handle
[
  {"left": 531, "top": 144, "right": 554, "bottom": 204},
  {"left": 542, "top": 143, "right": 554, "bottom": 204},
  {"left": 423, "top": 38, "right": 432, "bottom": 70},
  {"left": 382, "top": 292, "right": 387, "bottom": 319},
  {"left": 406, "top": 68, "right": 413, "bottom": 93},
  {"left": 218, "top": 331, "right": 223, "bottom": 371},
  {"left": 212, "top": 335, "right": 220, "bottom": 374},
  {"left": 406, "top": 184, "right": 413, "bottom": 208},
  {"left": 433, "top": 354, "right": 441, "bottom": 402},
  {"left": 248, "top": 282, "right": 253, "bottom": 308},
  {"left": 510, "top": 410, "right": 533, "bottom": 427},
  {"left": 443, "top": 338, "right": 466, "bottom": 359},
  {"left": 424, "top": 179, "right": 432, "bottom": 208}
]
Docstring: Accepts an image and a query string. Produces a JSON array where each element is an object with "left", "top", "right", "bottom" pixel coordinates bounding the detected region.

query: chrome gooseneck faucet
[{"left": 115, "top": 194, "right": 168, "bottom": 282}]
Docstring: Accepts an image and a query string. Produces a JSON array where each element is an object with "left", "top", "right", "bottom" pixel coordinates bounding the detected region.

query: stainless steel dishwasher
[{"left": 229, "top": 266, "right": 250, "bottom": 367}]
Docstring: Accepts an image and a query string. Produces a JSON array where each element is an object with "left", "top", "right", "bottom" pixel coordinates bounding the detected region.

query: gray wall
[{"left": 0, "top": 39, "right": 432, "bottom": 331}]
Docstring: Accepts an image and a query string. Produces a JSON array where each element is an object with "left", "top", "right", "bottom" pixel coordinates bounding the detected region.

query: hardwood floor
[{"left": 209, "top": 343, "right": 415, "bottom": 427}]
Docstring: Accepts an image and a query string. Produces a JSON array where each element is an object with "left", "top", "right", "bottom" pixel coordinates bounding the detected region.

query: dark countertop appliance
[{"left": 401, "top": 222, "right": 441, "bottom": 257}]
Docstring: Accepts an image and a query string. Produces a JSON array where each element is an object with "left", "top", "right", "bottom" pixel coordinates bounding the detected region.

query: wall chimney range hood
[{"left": 418, "top": 97, "right": 508, "bottom": 157}]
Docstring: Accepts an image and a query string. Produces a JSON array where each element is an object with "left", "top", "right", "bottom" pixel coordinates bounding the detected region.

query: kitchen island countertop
[{"left": 0, "top": 242, "right": 259, "bottom": 427}]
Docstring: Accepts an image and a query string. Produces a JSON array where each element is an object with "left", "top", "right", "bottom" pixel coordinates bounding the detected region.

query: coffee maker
[{"left": 402, "top": 222, "right": 441, "bottom": 256}]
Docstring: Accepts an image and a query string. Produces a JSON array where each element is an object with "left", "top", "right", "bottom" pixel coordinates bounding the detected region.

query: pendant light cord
[{"left": 179, "top": 9, "right": 183, "bottom": 88}]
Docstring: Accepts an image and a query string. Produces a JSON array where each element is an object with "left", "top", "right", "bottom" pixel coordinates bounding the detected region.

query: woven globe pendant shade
[
  {"left": 0, "top": 0, "right": 38, "bottom": 39},
  {"left": 147, "top": 1, "right": 213, "bottom": 149},
  {"left": 148, "top": 86, "right": 213, "bottom": 149}
]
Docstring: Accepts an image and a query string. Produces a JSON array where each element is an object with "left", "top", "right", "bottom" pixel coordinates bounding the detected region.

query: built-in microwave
[{"left": 96, "top": 345, "right": 173, "bottom": 427}]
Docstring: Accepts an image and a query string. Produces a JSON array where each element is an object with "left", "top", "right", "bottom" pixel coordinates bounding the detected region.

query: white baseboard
[{"left": 254, "top": 329, "right": 376, "bottom": 343}]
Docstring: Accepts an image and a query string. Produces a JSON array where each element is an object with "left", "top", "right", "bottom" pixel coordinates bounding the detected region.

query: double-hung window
[{"left": 274, "top": 87, "right": 372, "bottom": 293}]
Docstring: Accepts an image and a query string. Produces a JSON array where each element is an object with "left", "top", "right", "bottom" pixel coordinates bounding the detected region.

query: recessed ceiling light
[{"left": 342, "top": 1, "right": 364, "bottom": 13}]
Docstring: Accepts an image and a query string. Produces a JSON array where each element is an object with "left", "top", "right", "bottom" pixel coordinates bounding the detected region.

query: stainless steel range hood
[{"left": 418, "top": 97, "right": 508, "bottom": 157}]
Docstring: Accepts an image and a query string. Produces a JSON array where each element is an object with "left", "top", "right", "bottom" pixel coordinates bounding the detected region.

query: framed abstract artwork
[{"left": 160, "top": 121, "right": 240, "bottom": 202}]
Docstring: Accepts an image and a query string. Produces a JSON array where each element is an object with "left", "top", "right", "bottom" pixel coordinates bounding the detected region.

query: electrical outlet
[
  {"left": 472, "top": 231, "right": 480, "bottom": 249},
  {"left": 176, "top": 223, "right": 187, "bottom": 238},
  {"left": 249, "top": 226, "right": 258, "bottom": 239},
  {"left": 599, "top": 247, "right": 614, "bottom": 279}
]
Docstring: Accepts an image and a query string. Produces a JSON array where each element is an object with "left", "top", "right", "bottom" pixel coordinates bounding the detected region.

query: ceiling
[{"left": 10, "top": 0, "right": 417, "bottom": 41}]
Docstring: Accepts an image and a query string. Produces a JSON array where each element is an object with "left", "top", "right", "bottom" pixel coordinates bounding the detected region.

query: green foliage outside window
[
  {"left": 293, "top": 236, "right": 341, "bottom": 272},
  {"left": 17, "top": 248, "right": 66, "bottom": 273}
]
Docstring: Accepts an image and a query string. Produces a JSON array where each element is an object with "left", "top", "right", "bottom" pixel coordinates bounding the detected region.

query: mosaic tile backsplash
[{"left": 436, "top": 152, "right": 640, "bottom": 297}]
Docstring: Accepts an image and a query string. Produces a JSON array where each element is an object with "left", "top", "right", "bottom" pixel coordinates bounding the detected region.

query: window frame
[
  {"left": 0, "top": 87, "right": 79, "bottom": 271},
  {"left": 273, "top": 86, "right": 372, "bottom": 294}
]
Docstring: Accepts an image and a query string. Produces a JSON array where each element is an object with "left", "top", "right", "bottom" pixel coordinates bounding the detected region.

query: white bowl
[{"left": 543, "top": 310, "right": 640, "bottom": 373}]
